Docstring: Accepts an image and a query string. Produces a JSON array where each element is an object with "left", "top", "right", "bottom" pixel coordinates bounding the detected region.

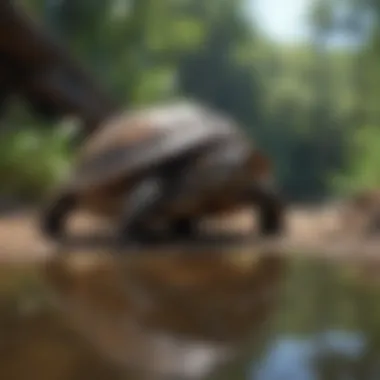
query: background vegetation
[{"left": 2, "top": 0, "right": 380, "bottom": 203}]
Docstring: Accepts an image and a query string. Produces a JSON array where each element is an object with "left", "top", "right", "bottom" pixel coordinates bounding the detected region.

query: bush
[
  {"left": 0, "top": 121, "right": 75, "bottom": 201},
  {"left": 330, "top": 125, "right": 380, "bottom": 196}
]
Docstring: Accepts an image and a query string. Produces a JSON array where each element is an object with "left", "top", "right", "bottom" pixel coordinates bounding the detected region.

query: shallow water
[{"left": 0, "top": 246, "right": 379, "bottom": 380}]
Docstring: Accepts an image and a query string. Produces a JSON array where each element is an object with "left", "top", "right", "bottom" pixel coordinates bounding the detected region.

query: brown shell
[{"left": 67, "top": 102, "right": 249, "bottom": 192}]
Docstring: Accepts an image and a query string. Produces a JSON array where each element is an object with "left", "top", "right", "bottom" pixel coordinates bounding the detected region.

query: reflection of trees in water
[{"left": 249, "top": 257, "right": 380, "bottom": 380}]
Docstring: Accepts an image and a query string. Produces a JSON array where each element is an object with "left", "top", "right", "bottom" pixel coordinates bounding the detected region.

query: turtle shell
[{"left": 67, "top": 101, "right": 250, "bottom": 192}]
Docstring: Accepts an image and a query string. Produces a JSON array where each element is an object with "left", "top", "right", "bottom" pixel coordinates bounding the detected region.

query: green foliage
[
  {"left": 0, "top": 123, "right": 74, "bottom": 201},
  {"left": 331, "top": 125, "right": 380, "bottom": 195}
]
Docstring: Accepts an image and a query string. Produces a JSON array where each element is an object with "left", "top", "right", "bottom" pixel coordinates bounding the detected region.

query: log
[{"left": 0, "top": 1, "right": 118, "bottom": 133}]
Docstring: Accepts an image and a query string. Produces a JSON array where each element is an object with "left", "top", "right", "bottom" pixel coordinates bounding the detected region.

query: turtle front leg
[
  {"left": 169, "top": 217, "right": 198, "bottom": 241},
  {"left": 247, "top": 181, "right": 286, "bottom": 237},
  {"left": 118, "top": 176, "right": 170, "bottom": 246},
  {"left": 40, "top": 191, "right": 77, "bottom": 240}
]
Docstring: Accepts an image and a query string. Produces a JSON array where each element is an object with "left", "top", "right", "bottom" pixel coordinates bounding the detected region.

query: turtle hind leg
[
  {"left": 248, "top": 183, "right": 285, "bottom": 237},
  {"left": 259, "top": 197, "right": 285, "bottom": 236},
  {"left": 40, "top": 192, "right": 77, "bottom": 240},
  {"left": 118, "top": 176, "right": 170, "bottom": 247}
]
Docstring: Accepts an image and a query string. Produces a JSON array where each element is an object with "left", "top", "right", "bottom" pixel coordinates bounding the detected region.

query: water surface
[{"left": 0, "top": 246, "right": 378, "bottom": 380}]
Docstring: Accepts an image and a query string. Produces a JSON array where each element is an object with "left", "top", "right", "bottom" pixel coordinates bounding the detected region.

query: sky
[{"left": 248, "top": 0, "right": 313, "bottom": 44}]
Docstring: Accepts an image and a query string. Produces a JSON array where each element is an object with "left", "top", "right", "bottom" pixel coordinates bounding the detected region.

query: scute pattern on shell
[{"left": 68, "top": 101, "right": 251, "bottom": 192}]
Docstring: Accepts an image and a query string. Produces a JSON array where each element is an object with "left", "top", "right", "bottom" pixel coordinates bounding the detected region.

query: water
[
  {"left": 252, "top": 331, "right": 366, "bottom": 380},
  {"left": 0, "top": 246, "right": 379, "bottom": 380}
]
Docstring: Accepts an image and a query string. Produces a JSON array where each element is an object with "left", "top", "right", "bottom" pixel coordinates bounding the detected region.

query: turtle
[{"left": 40, "top": 101, "right": 285, "bottom": 245}]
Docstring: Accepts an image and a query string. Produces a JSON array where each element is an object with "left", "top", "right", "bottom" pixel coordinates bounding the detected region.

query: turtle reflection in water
[
  {"left": 41, "top": 101, "right": 285, "bottom": 245},
  {"left": 45, "top": 246, "right": 286, "bottom": 378}
]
